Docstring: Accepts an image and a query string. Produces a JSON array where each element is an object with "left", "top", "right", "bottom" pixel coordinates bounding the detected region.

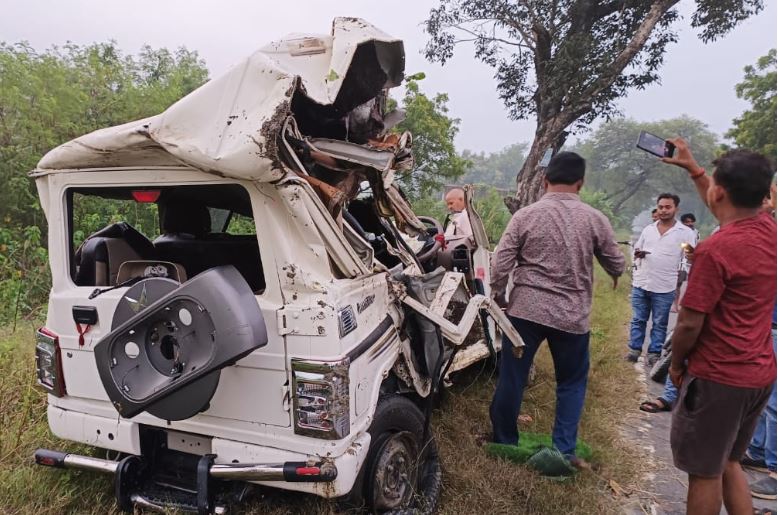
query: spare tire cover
[{"left": 94, "top": 265, "right": 267, "bottom": 420}]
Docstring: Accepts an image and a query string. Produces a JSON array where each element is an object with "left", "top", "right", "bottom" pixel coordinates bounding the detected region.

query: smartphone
[{"left": 636, "top": 131, "right": 675, "bottom": 158}]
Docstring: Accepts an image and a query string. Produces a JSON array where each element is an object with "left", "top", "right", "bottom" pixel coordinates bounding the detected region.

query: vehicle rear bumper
[{"left": 43, "top": 404, "right": 371, "bottom": 499}]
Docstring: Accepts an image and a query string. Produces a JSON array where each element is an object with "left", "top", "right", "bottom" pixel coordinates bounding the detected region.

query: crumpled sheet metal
[{"left": 35, "top": 18, "right": 404, "bottom": 182}]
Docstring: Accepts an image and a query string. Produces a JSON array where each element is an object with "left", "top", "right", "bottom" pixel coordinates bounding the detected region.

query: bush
[{"left": 0, "top": 224, "right": 50, "bottom": 326}]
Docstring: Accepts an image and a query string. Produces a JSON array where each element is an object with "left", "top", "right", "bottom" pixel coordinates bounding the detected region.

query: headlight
[
  {"left": 35, "top": 327, "right": 66, "bottom": 397},
  {"left": 291, "top": 359, "right": 350, "bottom": 440}
]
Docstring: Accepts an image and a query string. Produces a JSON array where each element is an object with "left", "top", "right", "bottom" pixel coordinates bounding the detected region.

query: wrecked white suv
[{"left": 30, "top": 18, "right": 522, "bottom": 514}]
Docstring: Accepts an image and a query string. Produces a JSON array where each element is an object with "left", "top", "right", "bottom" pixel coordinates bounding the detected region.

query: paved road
[{"left": 625, "top": 311, "right": 776, "bottom": 514}]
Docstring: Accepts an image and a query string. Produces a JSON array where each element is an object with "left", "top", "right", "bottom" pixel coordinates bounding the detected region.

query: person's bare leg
[
  {"left": 722, "top": 460, "right": 753, "bottom": 515},
  {"left": 687, "top": 474, "right": 722, "bottom": 514}
]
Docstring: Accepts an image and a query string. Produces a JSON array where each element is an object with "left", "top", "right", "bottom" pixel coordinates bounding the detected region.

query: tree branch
[
  {"left": 560, "top": 0, "right": 680, "bottom": 126},
  {"left": 448, "top": 23, "right": 532, "bottom": 50}
]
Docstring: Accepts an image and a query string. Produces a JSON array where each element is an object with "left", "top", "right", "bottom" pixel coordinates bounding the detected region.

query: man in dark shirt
[
  {"left": 663, "top": 139, "right": 776, "bottom": 514},
  {"left": 489, "top": 151, "right": 625, "bottom": 463}
]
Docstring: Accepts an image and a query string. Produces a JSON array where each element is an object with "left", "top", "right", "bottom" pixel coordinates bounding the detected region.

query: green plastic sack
[
  {"left": 483, "top": 431, "right": 593, "bottom": 478},
  {"left": 525, "top": 447, "right": 576, "bottom": 478}
]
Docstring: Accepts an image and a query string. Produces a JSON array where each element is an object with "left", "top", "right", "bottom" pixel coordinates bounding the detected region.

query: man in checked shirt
[{"left": 489, "top": 151, "right": 625, "bottom": 465}]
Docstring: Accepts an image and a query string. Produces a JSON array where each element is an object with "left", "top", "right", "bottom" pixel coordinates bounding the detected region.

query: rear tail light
[
  {"left": 35, "top": 328, "right": 66, "bottom": 397},
  {"left": 291, "top": 359, "right": 350, "bottom": 440}
]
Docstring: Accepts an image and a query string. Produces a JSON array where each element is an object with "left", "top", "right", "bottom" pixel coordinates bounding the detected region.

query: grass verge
[{"left": 0, "top": 267, "right": 639, "bottom": 514}]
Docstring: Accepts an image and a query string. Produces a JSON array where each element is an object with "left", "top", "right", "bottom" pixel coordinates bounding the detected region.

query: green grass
[{"left": 0, "top": 266, "right": 639, "bottom": 514}]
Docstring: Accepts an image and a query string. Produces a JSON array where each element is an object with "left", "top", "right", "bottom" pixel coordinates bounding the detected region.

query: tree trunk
[{"left": 504, "top": 123, "right": 568, "bottom": 214}]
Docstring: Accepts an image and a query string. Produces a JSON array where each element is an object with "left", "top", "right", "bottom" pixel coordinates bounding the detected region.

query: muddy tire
[{"left": 340, "top": 395, "right": 441, "bottom": 514}]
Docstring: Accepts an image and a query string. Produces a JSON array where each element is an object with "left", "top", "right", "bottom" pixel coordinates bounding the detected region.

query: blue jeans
[
  {"left": 747, "top": 329, "right": 777, "bottom": 472},
  {"left": 490, "top": 317, "right": 590, "bottom": 456},
  {"left": 661, "top": 374, "right": 678, "bottom": 405},
  {"left": 628, "top": 287, "right": 675, "bottom": 355}
]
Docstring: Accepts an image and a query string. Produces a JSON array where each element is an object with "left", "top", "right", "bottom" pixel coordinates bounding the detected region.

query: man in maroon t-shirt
[{"left": 662, "top": 139, "right": 776, "bottom": 514}]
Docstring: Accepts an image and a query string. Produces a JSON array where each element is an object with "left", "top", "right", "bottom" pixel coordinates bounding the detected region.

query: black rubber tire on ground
[
  {"left": 650, "top": 349, "right": 672, "bottom": 383},
  {"left": 339, "top": 395, "right": 442, "bottom": 514}
]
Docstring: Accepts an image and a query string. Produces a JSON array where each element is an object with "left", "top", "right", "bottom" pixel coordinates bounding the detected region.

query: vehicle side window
[
  {"left": 72, "top": 193, "right": 159, "bottom": 246},
  {"left": 226, "top": 213, "right": 256, "bottom": 235}
]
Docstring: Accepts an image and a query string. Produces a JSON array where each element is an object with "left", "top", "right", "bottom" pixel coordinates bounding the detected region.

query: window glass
[
  {"left": 67, "top": 185, "right": 265, "bottom": 293},
  {"left": 72, "top": 193, "right": 159, "bottom": 247}
]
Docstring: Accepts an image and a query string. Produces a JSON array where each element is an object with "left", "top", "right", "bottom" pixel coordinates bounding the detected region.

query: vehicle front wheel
[{"left": 343, "top": 394, "right": 442, "bottom": 514}]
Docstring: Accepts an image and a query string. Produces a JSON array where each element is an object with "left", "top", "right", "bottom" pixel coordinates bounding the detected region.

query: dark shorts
[{"left": 671, "top": 375, "right": 771, "bottom": 477}]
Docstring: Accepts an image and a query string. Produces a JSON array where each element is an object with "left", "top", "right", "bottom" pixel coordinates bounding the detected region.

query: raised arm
[{"left": 662, "top": 138, "right": 711, "bottom": 208}]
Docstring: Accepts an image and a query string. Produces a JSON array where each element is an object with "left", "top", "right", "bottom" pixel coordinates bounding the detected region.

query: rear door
[{"left": 463, "top": 185, "right": 501, "bottom": 348}]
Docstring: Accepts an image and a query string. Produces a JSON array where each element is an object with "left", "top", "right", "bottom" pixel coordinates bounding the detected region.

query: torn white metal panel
[
  {"left": 260, "top": 17, "right": 403, "bottom": 106},
  {"left": 399, "top": 291, "right": 523, "bottom": 351},
  {"left": 308, "top": 138, "right": 396, "bottom": 171},
  {"left": 390, "top": 272, "right": 523, "bottom": 352},
  {"left": 427, "top": 272, "right": 464, "bottom": 314},
  {"left": 465, "top": 185, "right": 490, "bottom": 250},
  {"left": 446, "top": 340, "right": 492, "bottom": 375},
  {"left": 33, "top": 18, "right": 404, "bottom": 181}
]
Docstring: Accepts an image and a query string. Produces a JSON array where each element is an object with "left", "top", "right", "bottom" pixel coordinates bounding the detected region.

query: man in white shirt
[
  {"left": 443, "top": 187, "right": 473, "bottom": 246},
  {"left": 627, "top": 193, "right": 696, "bottom": 366}
]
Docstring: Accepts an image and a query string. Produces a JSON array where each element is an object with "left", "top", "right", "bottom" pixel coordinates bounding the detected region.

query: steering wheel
[{"left": 415, "top": 215, "right": 445, "bottom": 264}]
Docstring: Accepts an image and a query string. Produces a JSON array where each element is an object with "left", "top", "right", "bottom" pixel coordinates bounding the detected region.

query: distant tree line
[{"left": 0, "top": 38, "right": 772, "bottom": 325}]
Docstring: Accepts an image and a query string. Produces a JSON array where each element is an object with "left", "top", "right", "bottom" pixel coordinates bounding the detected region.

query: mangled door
[{"left": 389, "top": 269, "right": 523, "bottom": 382}]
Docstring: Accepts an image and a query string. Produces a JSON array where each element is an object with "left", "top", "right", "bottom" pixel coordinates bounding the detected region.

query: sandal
[
  {"left": 753, "top": 509, "right": 776, "bottom": 515},
  {"left": 639, "top": 398, "right": 671, "bottom": 413}
]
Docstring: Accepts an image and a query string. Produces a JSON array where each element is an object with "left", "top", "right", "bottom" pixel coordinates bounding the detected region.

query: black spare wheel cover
[{"left": 94, "top": 265, "right": 267, "bottom": 420}]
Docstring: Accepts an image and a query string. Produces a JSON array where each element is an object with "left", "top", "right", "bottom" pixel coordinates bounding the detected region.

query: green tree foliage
[
  {"left": 424, "top": 0, "right": 764, "bottom": 209},
  {"left": 393, "top": 75, "right": 470, "bottom": 198},
  {"left": 460, "top": 143, "right": 528, "bottom": 190},
  {"left": 725, "top": 49, "right": 777, "bottom": 157},
  {"left": 575, "top": 116, "right": 719, "bottom": 232},
  {"left": 0, "top": 42, "right": 208, "bottom": 324}
]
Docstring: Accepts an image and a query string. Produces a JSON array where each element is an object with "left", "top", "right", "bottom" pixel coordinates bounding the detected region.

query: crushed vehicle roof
[{"left": 34, "top": 17, "right": 404, "bottom": 181}]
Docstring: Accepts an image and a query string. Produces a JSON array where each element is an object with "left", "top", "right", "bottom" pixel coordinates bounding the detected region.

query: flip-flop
[
  {"left": 753, "top": 509, "right": 776, "bottom": 515},
  {"left": 639, "top": 398, "right": 671, "bottom": 413}
]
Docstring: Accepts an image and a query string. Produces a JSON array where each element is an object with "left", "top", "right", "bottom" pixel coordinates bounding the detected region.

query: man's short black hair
[
  {"left": 545, "top": 151, "right": 585, "bottom": 185},
  {"left": 651, "top": 208, "right": 657, "bottom": 214},
  {"left": 681, "top": 213, "right": 696, "bottom": 223},
  {"left": 657, "top": 193, "right": 680, "bottom": 207},
  {"left": 712, "top": 150, "right": 775, "bottom": 208}
]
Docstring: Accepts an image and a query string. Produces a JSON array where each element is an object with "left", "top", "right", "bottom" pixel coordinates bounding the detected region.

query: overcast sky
[{"left": 2, "top": 0, "right": 775, "bottom": 154}]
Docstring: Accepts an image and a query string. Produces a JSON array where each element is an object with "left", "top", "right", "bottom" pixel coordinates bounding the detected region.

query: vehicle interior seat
[
  {"left": 153, "top": 201, "right": 265, "bottom": 293},
  {"left": 74, "top": 222, "right": 158, "bottom": 286}
]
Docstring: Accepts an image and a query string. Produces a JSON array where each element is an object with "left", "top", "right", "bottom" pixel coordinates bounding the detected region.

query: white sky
[{"left": 2, "top": 0, "right": 776, "bottom": 153}]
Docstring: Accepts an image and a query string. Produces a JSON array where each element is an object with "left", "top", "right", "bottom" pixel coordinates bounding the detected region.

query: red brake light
[
  {"left": 35, "top": 327, "right": 66, "bottom": 397},
  {"left": 131, "top": 190, "right": 161, "bottom": 203}
]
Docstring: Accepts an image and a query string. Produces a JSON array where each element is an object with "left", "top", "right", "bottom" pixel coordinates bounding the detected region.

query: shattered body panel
[{"left": 35, "top": 18, "right": 403, "bottom": 182}]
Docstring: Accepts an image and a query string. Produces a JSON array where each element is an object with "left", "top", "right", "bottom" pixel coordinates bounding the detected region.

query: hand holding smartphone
[{"left": 636, "top": 131, "right": 676, "bottom": 158}]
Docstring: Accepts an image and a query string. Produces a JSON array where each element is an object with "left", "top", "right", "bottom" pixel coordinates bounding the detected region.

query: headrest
[
  {"left": 74, "top": 222, "right": 156, "bottom": 286},
  {"left": 82, "top": 222, "right": 156, "bottom": 258},
  {"left": 161, "top": 201, "right": 211, "bottom": 237}
]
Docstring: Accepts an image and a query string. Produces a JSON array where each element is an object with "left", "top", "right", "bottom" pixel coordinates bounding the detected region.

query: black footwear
[
  {"left": 625, "top": 349, "right": 640, "bottom": 362},
  {"left": 647, "top": 353, "right": 661, "bottom": 367},
  {"left": 751, "top": 474, "right": 777, "bottom": 500},
  {"left": 742, "top": 453, "right": 770, "bottom": 473}
]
